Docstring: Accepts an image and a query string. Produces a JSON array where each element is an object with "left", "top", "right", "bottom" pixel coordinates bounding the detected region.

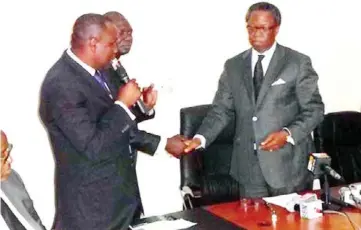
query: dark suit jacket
[
  {"left": 39, "top": 51, "right": 160, "bottom": 230},
  {"left": 197, "top": 44, "right": 324, "bottom": 189},
  {"left": 103, "top": 65, "right": 156, "bottom": 216}
]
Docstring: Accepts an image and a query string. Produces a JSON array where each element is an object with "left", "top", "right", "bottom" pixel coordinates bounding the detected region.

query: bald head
[
  {"left": 70, "top": 13, "right": 118, "bottom": 70},
  {"left": 1, "top": 130, "right": 8, "bottom": 154},
  {"left": 1, "top": 130, "right": 11, "bottom": 181},
  {"left": 104, "top": 11, "right": 133, "bottom": 57},
  {"left": 104, "top": 11, "right": 126, "bottom": 23}
]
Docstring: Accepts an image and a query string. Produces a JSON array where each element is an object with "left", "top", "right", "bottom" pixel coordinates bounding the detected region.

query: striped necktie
[{"left": 94, "top": 71, "right": 113, "bottom": 99}]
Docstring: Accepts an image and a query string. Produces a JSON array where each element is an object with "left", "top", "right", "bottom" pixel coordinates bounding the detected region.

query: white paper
[
  {"left": 130, "top": 218, "right": 197, "bottom": 230},
  {"left": 263, "top": 193, "right": 301, "bottom": 212}
]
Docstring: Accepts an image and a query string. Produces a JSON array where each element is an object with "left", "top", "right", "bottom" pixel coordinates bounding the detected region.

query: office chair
[
  {"left": 179, "top": 104, "right": 239, "bottom": 209},
  {"left": 314, "top": 111, "right": 361, "bottom": 187}
]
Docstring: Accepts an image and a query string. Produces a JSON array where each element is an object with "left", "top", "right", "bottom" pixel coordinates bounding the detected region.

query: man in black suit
[
  {"left": 39, "top": 13, "right": 186, "bottom": 230},
  {"left": 103, "top": 11, "right": 156, "bottom": 123},
  {"left": 103, "top": 11, "right": 161, "bottom": 222}
]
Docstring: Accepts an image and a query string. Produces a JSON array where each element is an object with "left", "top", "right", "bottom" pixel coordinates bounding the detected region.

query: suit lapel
[
  {"left": 256, "top": 44, "right": 287, "bottom": 110},
  {"left": 236, "top": 49, "right": 254, "bottom": 104},
  {"left": 1, "top": 198, "right": 27, "bottom": 230},
  {"left": 62, "top": 52, "right": 114, "bottom": 103},
  {"left": 243, "top": 51, "right": 254, "bottom": 103}
]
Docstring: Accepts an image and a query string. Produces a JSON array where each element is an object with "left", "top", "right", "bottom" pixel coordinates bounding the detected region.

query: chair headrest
[
  {"left": 318, "top": 111, "right": 361, "bottom": 146},
  {"left": 180, "top": 104, "right": 235, "bottom": 143}
]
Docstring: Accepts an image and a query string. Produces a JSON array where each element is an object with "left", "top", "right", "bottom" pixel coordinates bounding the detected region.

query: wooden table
[{"left": 206, "top": 187, "right": 361, "bottom": 230}]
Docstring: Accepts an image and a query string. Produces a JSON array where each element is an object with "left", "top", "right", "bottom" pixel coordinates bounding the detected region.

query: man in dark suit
[
  {"left": 39, "top": 13, "right": 186, "bottom": 230},
  {"left": 1, "top": 131, "right": 46, "bottom": 230},
  {"left": 103, "top": 11, "right": 156, "bottom": 123},
  {"left": 103, "top": 11, "right": 160, "bottom": 222},
  {"left": 185, "top": 2, "right": 324, "bottom": 198}
]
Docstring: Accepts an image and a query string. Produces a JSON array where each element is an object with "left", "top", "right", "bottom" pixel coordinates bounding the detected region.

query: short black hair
[
  {"left": 245, "top": 2, "right": 281, "bottom": 25},
  {"left": 70, "top": 13, "right": 110, "bottom": 50}
]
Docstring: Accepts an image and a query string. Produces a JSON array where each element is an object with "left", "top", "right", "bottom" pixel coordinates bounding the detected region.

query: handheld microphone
[
  {"left": 112, "top": 60, "right": 151, "bottom": 115},
  {"left": 307, "top": 153, "right": 345, "bottom": 182}
]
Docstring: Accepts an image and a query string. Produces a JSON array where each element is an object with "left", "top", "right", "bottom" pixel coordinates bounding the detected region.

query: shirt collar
[
  {"left": 66, "top": 48, "right": 96, "bottom": 76},
  {"left": 251, "top": 42, "right": 277, "bottom": 59}
]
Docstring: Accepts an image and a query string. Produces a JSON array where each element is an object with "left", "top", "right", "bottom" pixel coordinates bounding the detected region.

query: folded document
[{"left": 130, "top": 218, "right": 197, "bottom": 230}]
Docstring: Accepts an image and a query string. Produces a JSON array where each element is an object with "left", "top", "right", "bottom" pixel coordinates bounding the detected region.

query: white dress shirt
[
  {"left": 195, "top": 42, "right": 294, "bottom": 148},
  {"left": 251, "top": 42, "right": 277, "bottom": 78}
]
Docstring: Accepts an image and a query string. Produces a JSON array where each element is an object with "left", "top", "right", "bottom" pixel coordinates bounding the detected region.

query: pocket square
[{"left": 271, "top": 78, "right": 286, "bottom": 86}]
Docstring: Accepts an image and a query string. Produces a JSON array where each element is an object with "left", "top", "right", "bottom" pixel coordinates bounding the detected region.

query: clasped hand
[
  {"left": 117, "top": 80, "right": 158, "bottom": 110},
  {"left": 166, "top": 136, "right": 202, "bottom": 158}
]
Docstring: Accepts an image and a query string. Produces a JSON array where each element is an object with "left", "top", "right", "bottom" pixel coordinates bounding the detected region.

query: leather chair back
[
  {"left": 180, "top": 104, "right": 239, "bottom": 207},
  {"left": 314, "top": 111, "right": 361, "bottom": 186}
]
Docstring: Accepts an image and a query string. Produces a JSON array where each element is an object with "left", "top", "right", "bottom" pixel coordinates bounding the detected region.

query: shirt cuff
[
  {"left": 115, "top": 101, "right": 136, "bottom": 120},
  {"left": 148, "top": 108, "right": 155, "bottom": 116},
  {"left": 283, "top": 127, "right": 295, "bottom": 145},
  {"left": 194, "top": 134, "right": 206, "bottom": 149},
  {"left": 156, "top": 137, "right": 167, "bottom": 156}
]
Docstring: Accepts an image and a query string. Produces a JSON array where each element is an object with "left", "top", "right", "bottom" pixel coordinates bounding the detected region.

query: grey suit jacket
[
  {"left": 1, "top": 170, "right": 46, "bottom": 230},
  {"left": 198, "top": 44, "right": 324, "bottom": 189}
]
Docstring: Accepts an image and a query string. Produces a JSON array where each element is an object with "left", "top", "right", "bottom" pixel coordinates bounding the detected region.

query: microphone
[
  {"left": 111, "top": 60, "right": 151, "bottom": 115},
  {"left": 307, "top": 153, "right": 345, "bottom": 182},
  {"left": 321, "top": 165, "right": 344, "bottom": 182}
]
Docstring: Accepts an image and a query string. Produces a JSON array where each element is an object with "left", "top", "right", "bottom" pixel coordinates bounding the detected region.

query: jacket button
[{"left": 252, "top": 116, "right": 258, "bottom": 121}]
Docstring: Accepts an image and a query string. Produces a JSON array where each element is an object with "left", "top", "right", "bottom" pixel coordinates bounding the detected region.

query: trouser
[{"left": 241, "top": 152, "right": 312, "bottom": 198}]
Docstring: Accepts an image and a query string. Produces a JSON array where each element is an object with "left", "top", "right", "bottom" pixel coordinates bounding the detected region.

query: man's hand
[
  {"left": 183, "top": 138, "right": 201, "bottom": 153},
  {"left": 165, "top": 135, "right": 188, "bottom": 158},
  {"left": 260, "top": 130, "right": 288, "bottom": 152},
  {"left": 117, "top": 79, "right": 141, "bottom": 107},
  {"left": 142, "top": 84, "right": 157, "bottom": 109}
]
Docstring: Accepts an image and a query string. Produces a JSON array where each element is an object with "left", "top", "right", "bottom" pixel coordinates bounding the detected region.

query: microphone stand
[{"left": 320, "top": 174, "right": 343, "bottom": 211}]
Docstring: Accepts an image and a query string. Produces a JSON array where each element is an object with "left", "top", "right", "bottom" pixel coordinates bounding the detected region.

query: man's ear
[
  {"left": 274, "top": 26, "right": 280, "bottom": 36},
  {"left": 89, "top": 37, "right": 98, "bottom": 53}
]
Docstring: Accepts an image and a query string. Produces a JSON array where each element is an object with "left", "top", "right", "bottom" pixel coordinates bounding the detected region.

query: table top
[
  {"left": 206, "top": 187, "right": 361, "bottom": 230},
  {"left": 132, "top": 207, "right": 242, "bottom": 229}
]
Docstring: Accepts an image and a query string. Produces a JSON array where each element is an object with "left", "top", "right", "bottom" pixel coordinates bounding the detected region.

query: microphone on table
[
  {"left": 307, "top": 152, "right": 345, "bottom": 182},
  {"left": 307, "top": 152, "right": 352, "bottom": 209},
  {"left": 111, "top": 59, "right": 151, "bottom": 116}
]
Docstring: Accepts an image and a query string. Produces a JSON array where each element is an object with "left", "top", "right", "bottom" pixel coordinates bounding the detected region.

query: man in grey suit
[
  {"left": 1, "top": 130, "right": 46, "bottom": 230},
  {"left": 185, "top": 2, "right": 324, "bottom": 198}
]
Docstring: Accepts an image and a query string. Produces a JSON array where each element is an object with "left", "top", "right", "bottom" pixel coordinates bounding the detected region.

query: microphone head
[{"left": 307, "top": 153, "right": 331, "bottom": 176}]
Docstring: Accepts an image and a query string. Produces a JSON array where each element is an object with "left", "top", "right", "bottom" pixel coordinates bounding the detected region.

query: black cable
[{"left": 341, "top": 211, "right": 357, "bottom": 230}]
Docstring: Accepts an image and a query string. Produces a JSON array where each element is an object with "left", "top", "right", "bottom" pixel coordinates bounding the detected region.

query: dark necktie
[
  {"left": 94, "top": 71, "right": 113, "bottom": 99},
  {"left": 253, "top": 54, "right": 265, "bottom": 101}
]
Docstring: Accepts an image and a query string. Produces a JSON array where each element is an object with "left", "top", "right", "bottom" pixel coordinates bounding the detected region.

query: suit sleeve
[
  {"left": 45, "top": 80, "right": 135, "bottom": 160},
  {"left": 287, "top": 56, "right": 324, "bottom": 144},
  {"left": 129, "top": 127, "right": 160, "bottom": 156},
  {"left": 197, "top": 62, "right": 236, "bottom": 147},
  {"left": 134, "top": 108, "right": 155, "bottom": 123}
]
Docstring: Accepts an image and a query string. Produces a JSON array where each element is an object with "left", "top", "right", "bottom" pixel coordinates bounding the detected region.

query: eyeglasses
[
  {"left": 247, "top": 25, "right": 277, "bottom": 34},
  {"left": 1, "top": 143, "right": 13, "bottom": 162}
]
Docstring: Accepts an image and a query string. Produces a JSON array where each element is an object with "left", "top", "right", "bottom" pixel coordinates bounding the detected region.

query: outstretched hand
[
  {"left": 183, "top": 138, "right": 201, "bottom": 153},
  {"left": 165, "top": 135, "right": 188, "bottom": 158}
]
